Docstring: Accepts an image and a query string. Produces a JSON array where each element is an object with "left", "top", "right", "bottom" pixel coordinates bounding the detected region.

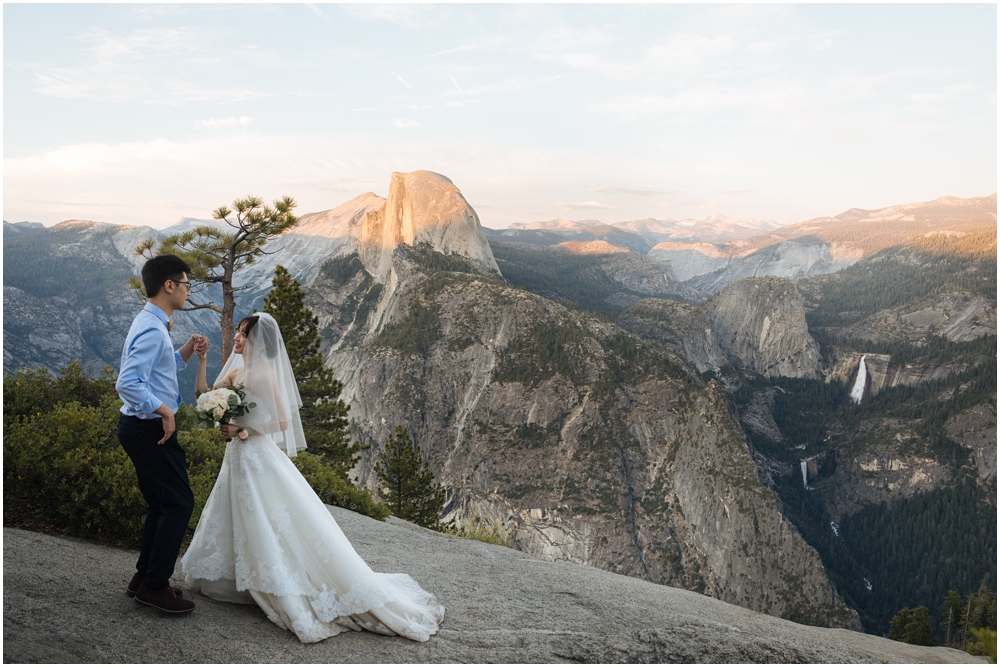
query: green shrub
[
  {"left": 452, "top": 516, "right": 516, "bottom": 547},
  {"left": 4, "top": 363, "right": 389, "bottom": 549},
  {"left": 4, "top": 393, "right": 146, "bottom": 545}
]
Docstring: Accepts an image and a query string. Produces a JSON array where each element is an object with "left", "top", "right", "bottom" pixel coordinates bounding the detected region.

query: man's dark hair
[{"left": 142, "top": 255, "right": 192, "bottom": 298}]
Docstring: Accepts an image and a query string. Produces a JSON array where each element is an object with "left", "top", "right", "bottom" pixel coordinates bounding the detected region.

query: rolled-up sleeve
[
  {"left": 116, "top": 331, "right": 166, "bottom": 415},
  {"left": 174, "top": 350, "right": 187, "bottom": 372}
]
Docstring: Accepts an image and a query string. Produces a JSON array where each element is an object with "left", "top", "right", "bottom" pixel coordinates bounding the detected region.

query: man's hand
[
  {"left": 154, "top": 404, "right": 176, "bottom": 445},
  {"left": 178, "top": 335, "right": 197, "bottom": 363}
]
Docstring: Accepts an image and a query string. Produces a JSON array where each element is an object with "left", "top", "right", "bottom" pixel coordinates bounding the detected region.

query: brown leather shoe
[
  {"left": 128, "top": 574, "right": 184, "bottom": 599},
  {"left": 134, "top": 583, "right": 195, "bottom": 614},
  {"left": 126, "top": 572, "right": 144, "bottom": 597}
]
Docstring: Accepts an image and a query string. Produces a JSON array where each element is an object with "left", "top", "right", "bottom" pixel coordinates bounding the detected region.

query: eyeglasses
[{"left": 169, "top": 279, "right": 192, "bottom": 291}]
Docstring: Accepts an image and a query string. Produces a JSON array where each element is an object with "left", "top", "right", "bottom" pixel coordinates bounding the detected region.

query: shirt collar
[{"left": 143, "top": 302, "right": 171, "bottom": 329}]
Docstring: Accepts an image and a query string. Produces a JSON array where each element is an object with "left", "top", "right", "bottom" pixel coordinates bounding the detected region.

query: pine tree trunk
[{"left": 220, "top": 261, "right": 236, "bottom": 365}]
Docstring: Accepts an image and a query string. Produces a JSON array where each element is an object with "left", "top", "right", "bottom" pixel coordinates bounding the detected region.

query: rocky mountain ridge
[
  {"left": 304, "top": 243, "right": 858, "bottom": 628},
  {"left": 653, "top": 195, "right": 996, "bottom": 292}
]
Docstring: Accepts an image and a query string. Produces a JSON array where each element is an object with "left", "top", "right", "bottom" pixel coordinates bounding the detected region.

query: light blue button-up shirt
[{"left": 116, "top": 303, "right": 187, "bottom": 419}]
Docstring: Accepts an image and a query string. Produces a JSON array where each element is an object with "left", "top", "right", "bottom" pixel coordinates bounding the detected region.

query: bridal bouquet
[{"left": 191, "top": 385, "right": 256, "bottom": 427}]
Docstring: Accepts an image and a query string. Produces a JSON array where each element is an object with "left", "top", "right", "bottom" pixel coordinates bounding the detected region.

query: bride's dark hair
[{"left": 238, "top": 315, "right": 278, "bottom": 358}]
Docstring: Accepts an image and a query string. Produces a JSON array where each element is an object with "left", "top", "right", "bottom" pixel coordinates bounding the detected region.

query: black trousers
[{"left": 118, "top": 415, "right": 194, "bottom": 590}]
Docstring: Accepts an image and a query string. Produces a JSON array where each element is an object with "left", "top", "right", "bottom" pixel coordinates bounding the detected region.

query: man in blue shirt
[{"left": 117, "top": 254, "right": 206, "bottom": 614}]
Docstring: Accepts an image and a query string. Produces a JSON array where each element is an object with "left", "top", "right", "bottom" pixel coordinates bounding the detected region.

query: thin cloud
[
  {"left": 556, "top": 200, "right": 618, "bottom": 210},
  {"left": 442, "top": 75, "right": 559, "bottom": 98},
  {"left": 194, "top": 116, "right": 254, "bottom": 129},
  {"left": 449, "top": 72, "right": 462, "bottom": 91},
  {"left": 305, "top": 4, "right": 328, "bottom": 21},
  {"left": 28, "top": 27, "right": 271, "bottom": 104},
  {"left": 590, "top": 185, "right": 675, "bottom": 197},
  {"left": 537, "top": 34, "right": 738, "bottom": 81},
  {"left": 390, "top": 71, "right": 414, "bottom": 89},
  {"left": 425, "top": 45, "right": 475, "bottom": 58},
  {"left": 393, "top": 119, "right": 420, "bottom": 129}
]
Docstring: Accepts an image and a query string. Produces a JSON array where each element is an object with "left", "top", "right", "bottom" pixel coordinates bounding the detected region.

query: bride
[{"left": 180, "top": 313, "right": 445, "bottom": 644}]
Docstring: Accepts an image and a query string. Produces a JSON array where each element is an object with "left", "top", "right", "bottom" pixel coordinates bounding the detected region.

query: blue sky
[{"left": 3, "top": 3, "right": 997, "bottom": 229}]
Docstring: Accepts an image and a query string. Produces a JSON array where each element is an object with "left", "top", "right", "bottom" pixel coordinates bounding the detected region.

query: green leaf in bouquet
[{"left": 228, "top": 394, "right": 239, "bottom": 407}]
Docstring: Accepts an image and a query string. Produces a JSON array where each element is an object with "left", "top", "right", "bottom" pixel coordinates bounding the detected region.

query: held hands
[
  {"left": 193, "top": 335, "right": 210, "bottom": 361},
  {"left": 179, "top": 334, "right": 208, "bottom": 364}
]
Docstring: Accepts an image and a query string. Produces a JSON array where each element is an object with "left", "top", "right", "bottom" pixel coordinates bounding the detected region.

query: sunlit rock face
[
  {"left": 707, "top": 276, "right": 821, "bottom": 379},
  {"left": 356, "top": 170, "right": 501, "bottom": 282},
  {"left": 236, "top": 192, "right": 386, "bottom": 292}
]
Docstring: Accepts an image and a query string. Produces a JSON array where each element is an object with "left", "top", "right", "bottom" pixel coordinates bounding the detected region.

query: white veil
[{"left": 215, "top": 312, "right": 307, "bottom": 457}]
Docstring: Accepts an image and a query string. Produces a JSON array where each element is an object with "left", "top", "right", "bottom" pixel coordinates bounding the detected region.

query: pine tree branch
[{"left": 182, "top": 300, "right": 223, "bottom": 313}]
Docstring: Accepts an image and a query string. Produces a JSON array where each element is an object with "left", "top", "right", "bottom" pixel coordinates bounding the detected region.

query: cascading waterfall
[
  {"left": 850, "top": 354, "right": 868, "bottom": 404},
  {"left": 800, "top": 460, "right": 809, "bottom": 489}
]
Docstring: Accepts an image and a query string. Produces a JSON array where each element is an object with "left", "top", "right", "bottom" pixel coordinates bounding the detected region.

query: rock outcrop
[
  {"left": 356, "top": 171, "right": 500, "bottom": 283},
  {"left": 306, "top": 244, "right": 857, "bottom": 628},
  {"left": 707, "top": 277, "right": 821, "bottom": 379},
  {"left": 241, "top": 192, "right": 386, "bottom": 289},
  {"left": 615, "top": 298, "right": 729, "bottom": 374},
  {"left": 647, "top": 241, "right": 733, "bottom": 282},
  {"left": 4, "top": 525, "right": 979, "bottom": 663},
  {"left": 614, "top": 278, "right": 826, "bottom": 380},
  {"left": 945, "top": 403, "right": 998, "bottom": 483},
  {"left": 689, "top": 237, "right": 857, "bottom": 295}
]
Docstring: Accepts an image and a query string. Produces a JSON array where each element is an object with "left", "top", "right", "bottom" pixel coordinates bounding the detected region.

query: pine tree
[
  {"left": 263, "top": 265, "right": 364, "bottom": 477},
  {"left": 133, "top": 195, "right": 299, "bottom": 363},
  {"left": 890, "top": 607, "right": 913, "bottom": 642},
  {"left": 943, "top": 589, "right": 966, "bottom": 646},
  {"left": 373, "top": 425, "right": 447, "bottom": 530},
  {"left": 905, "top": 607, "right": 936, "bottom": 646},
  {"left": 890, "top": 606, "right": 934, "bottom": 646}
]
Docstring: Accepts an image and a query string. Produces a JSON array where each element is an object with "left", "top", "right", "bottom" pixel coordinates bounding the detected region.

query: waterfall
[
  {"left": 850, "top": 354, "right": 868, "bottom": 404},
  {"left": 800, "top": 460, "right": 809, "bottom": 489}
]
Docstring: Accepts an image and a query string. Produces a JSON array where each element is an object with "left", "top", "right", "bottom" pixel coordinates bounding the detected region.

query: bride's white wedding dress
[{"left": 180, "top": 315, "right": 444, "bottom": 644}]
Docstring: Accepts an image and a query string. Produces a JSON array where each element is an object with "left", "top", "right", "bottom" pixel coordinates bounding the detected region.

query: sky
[{"left": 3, "top": 3, "right": 997, "bottom": 230}]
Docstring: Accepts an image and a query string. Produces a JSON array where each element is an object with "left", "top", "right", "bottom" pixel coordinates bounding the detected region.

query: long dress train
[{"left": 180, "top": 432, "right": 445, "bottom": 644}]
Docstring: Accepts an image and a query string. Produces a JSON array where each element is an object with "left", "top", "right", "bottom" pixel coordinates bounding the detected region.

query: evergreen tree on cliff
[
  {"left": 374, "top": 426, "right": 447, "bottom": 530},
  {"left": 941, "top": 590, "right": 966, "bottom": 646},
  {"left": 263, "top": 264, "right": 364, "bottom": 478},
  {"left": 132, "top": 195, "right": 298, "bottom": 363},
  {"left": 890, "top": 606, "right": 935, "bottom": 646}
]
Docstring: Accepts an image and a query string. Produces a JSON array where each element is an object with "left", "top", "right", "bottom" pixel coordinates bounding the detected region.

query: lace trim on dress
[{"left": 313, "top": 580, "right": 396, "bottom": 623}]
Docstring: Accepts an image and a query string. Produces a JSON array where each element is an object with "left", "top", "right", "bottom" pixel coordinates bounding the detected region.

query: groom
[{"left": 116, "top": 254, "right": 206, "bottom": 614}]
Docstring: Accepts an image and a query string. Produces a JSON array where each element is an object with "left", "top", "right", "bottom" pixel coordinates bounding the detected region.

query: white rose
[{"left": 213, "top": 407, "right": 225, "bottom": 418}]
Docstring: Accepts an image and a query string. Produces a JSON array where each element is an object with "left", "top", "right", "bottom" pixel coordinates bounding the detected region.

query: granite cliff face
[
  {"left": 356, "top": 171, "right": 500, "bottom": 283},
  {"left": 303, "top": 200, "right": 857, "bottom": 628},
  {"left": 239, "top": 192, "right": 386, "bottom": 291},
  {"left": 707, "top": 277, "right": 820, "bottom": 379},
  {"left": 615, "top": 299, "right": 729, "bottom": 375},
  {"left": 613, "top": 277, "right": 822, "bottom": 380},
  {"left": 688, "top": 237, "right": 858, "bottom": 295}
]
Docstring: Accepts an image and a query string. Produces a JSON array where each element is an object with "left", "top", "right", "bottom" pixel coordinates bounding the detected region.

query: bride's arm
[
  {"left": 194, "top": 338, "right": 210, "bottom": 395},
  {"left": 212, "top": 368, "right": 237, "bottom": 390}
]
